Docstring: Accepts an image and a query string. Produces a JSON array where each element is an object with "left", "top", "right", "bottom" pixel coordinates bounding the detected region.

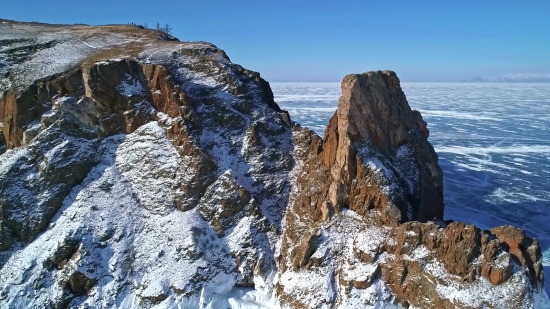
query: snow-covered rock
[{"left": 0, "top": 20, "right": 548, "bottom": 308}]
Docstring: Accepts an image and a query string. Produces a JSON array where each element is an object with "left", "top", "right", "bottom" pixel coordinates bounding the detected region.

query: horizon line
[{"left": 269, "top": 81, "right": 550, "bottom": 83}]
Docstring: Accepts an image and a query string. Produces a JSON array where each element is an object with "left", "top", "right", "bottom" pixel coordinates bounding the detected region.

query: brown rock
[
  {"left": 0, "top": 88, "right": 42, "bottom": 148},
  {"left": 319, "top": 71, "right": 444, "bottom": 225},
  {"left": 350, "top": 265, "right": 381, "bottom": 289},
  {"left": 67, "top": 271, "right": 96, "bottom": 295},
  {"left": 196, "top": 172, "right": 252, "bottom": 235},
  {"left": 276, "top": 71, "right": 545, "bottom": 308},
  {"left": 395, "top": 222, "right": 423, "bottom": 256},
  {"left": 290, "top": 233, "right": 319, "bottom": 269},
  {"left": 438, "top": 222, "right": 481, "bottom": 276},
  {"left": 482, "top": 238, "right": 500, "bottom": 260},
  {"left": 354, "top": 247, "right": 377, "bottom": 264},
  {"left": 391, "top": 260, "right": 408, "bottom": 286},
  {"left": 490, "top": 225, "right": 544, "bottom": 285},
  {"left": 490, "top": 225, "right": 527, "bottom": 263},
  {"left": 482, "top": 252, "right": 513, "bottom": 285},
  {"left": 411, "top": 110, "right": 429, "bottom": 139}
]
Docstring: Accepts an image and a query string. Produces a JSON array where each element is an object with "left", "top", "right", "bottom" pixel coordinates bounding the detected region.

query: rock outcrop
[
  {"left": 323, "top": 71, "right": 443, "bottom": 225},
  {"left": 276, "top": 71, "right": 547, "bottom": 308},
  {"left": 0, "top": 20, "right": 548, "bottom": 308}
]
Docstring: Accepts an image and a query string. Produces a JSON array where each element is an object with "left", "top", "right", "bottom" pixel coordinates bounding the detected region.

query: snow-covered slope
[{"left": 0, "top": 20, "right": 548, "bottom": 308}]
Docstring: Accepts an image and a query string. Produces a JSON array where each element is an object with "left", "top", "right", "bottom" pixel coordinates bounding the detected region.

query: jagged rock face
[
  {"left": 0, "top": 20, "right": 548, "bottom": 309},
  {"left": 320, "top": 71, "right": 444, "bottom": 225},
  {"left": 0, "top": 21, "right": 292, "bottom": 308},
  {"left": 276, "top": 71, "right": 547, "bottom": 308}
]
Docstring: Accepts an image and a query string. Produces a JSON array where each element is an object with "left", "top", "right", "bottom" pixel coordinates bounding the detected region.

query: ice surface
[{"left": 271, "top": 82, "right": 550, "bottom": 296}]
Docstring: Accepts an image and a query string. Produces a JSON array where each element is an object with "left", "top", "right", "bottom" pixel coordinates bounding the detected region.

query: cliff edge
[{"left": 0, "top": 20, "right": 548, "bottom": 308}]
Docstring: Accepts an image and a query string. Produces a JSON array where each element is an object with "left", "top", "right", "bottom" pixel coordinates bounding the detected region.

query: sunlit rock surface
[{"left": 0, "top": 19, "right": 548, "bottom": 308}]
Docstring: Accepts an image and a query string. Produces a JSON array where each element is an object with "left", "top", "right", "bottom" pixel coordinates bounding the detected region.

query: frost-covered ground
[{"left": 271, "top": 82, "right": 550, "bottom": 296}]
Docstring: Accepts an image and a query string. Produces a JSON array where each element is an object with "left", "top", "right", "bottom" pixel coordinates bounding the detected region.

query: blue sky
[{"left": 3, "top": 0, "right": 550, "bottom": 82}]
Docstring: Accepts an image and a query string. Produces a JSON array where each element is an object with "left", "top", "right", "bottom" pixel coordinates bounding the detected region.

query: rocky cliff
[{"left": 0, "top": 20, "right": 548, "bottom": 308}]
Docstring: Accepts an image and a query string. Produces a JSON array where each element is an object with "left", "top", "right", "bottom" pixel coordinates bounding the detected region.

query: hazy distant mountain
[{"left": 470, "top": 73, "right": 550, "bottom": 82}]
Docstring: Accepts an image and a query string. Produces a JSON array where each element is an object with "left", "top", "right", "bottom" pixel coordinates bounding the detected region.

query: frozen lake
[{"left": 271, "top": 82, "right": 550, "bottom": 295}]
